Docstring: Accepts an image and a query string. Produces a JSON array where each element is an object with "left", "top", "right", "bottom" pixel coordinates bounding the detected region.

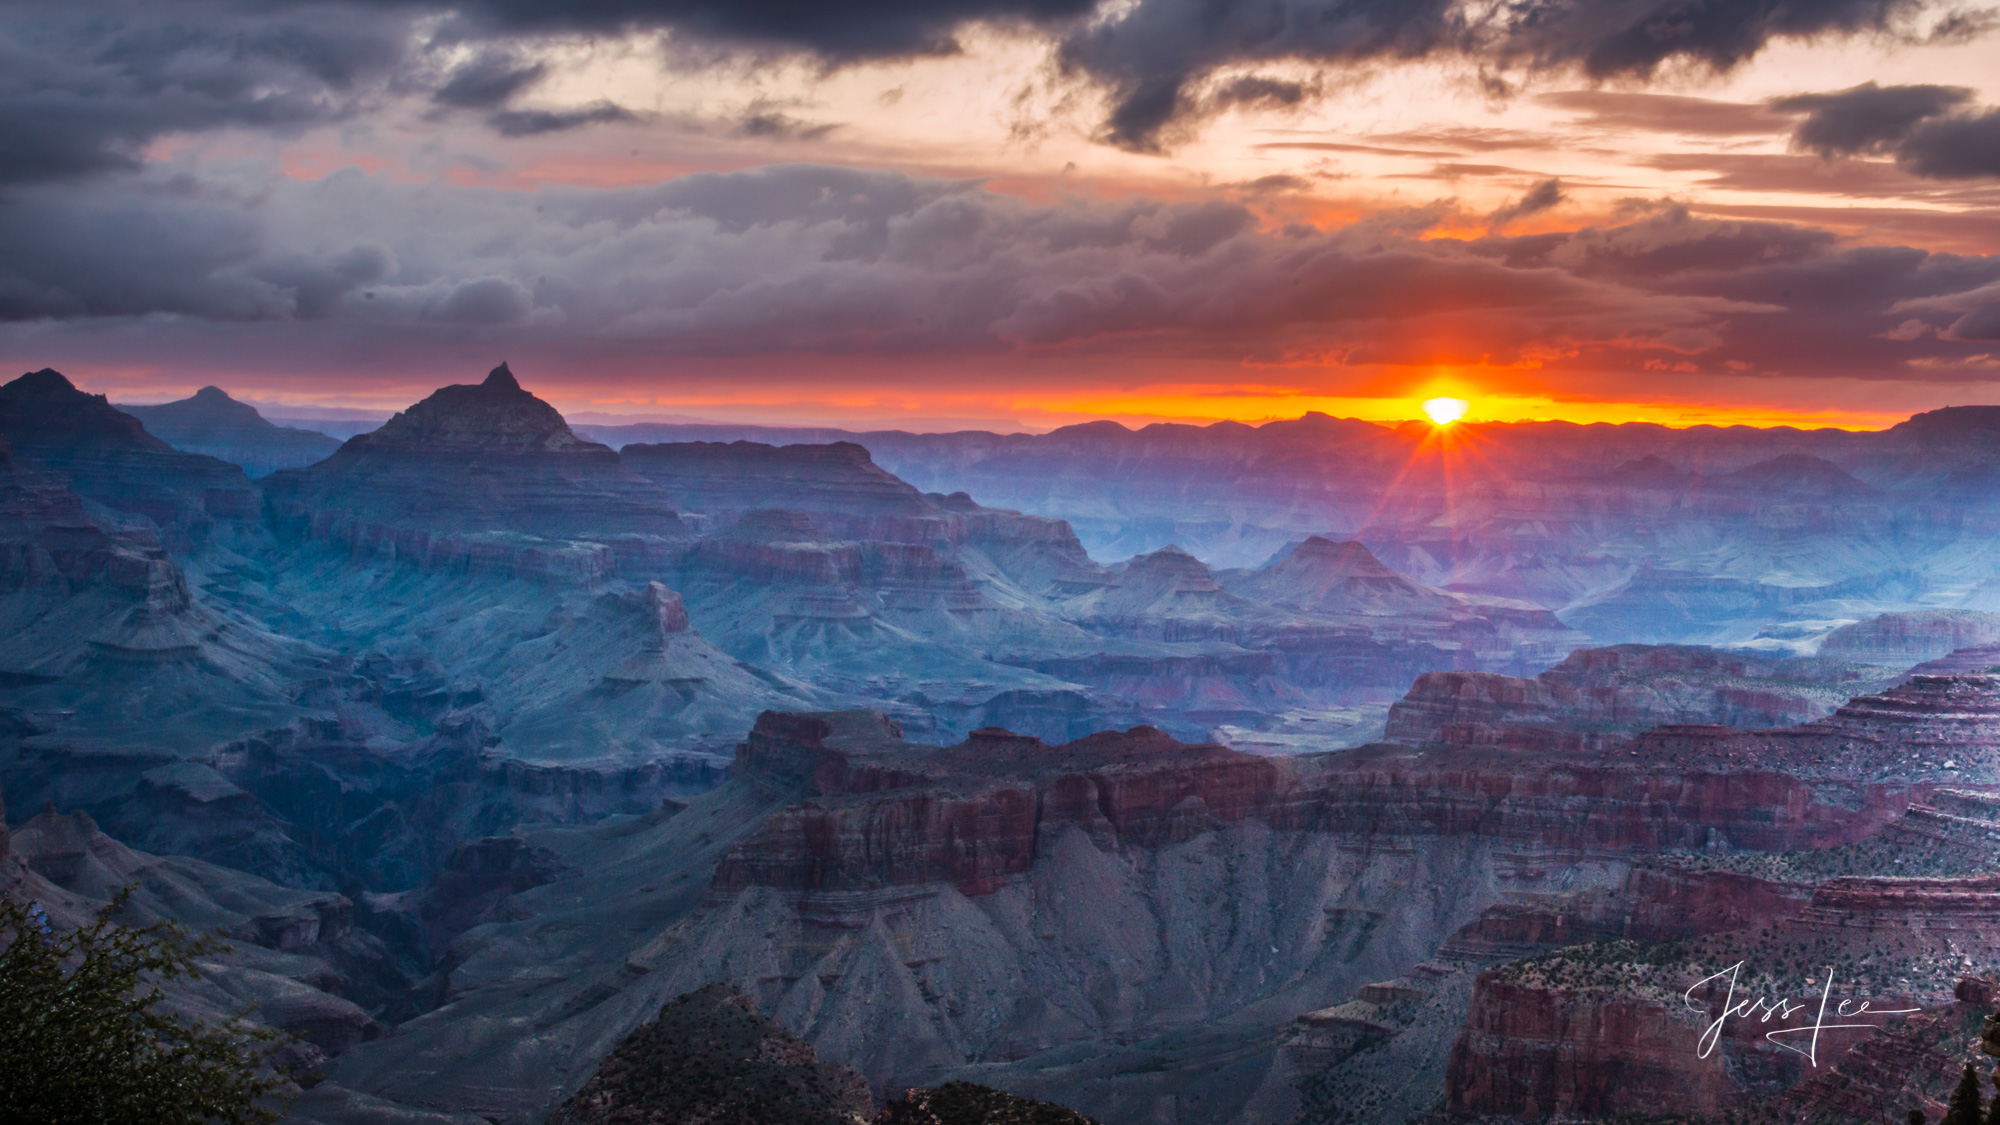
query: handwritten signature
[{"left": 1684, "top": 961, "right": 1920, "bottom": 1066}]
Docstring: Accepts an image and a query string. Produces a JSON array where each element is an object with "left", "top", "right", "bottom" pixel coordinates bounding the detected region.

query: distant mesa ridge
[{"left": 118, "top": 384, "right": 339, "bottom": 476}]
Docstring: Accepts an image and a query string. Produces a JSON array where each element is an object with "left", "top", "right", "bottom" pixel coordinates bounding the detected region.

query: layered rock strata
[{"left": 1385, "top": 644, "right": 1898, "bottom": 751}]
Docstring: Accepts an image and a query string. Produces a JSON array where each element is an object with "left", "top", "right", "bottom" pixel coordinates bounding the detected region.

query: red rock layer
[{"left": 711, "top": 711, "right": 1915, "bottom": 900}]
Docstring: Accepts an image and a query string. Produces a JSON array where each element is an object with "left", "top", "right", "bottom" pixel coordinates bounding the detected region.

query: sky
[{"left": 4, "top": 0, "right": 2000, "bottom": 432}]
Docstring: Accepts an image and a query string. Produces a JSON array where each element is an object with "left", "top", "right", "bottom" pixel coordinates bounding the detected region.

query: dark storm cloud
[
  {"left": 0, "top": 3, "right": 411, "bottom": 186},
  {"left": 1538, "top": 91, "right": 1793, "bottom": 136},
  {"left": 1766, "top": 82, "right": 2000, "bottom": 180},
  {"left": 1771, "top": 81, "right": 1974, "bottom": 155},
  {"left": 1055, "top": 0, "right": 1946, "bottom": 150},
  {"left": 4, "top": 0, "right": 1980, "bottom": 172},
  {"left": 1949, "top": 303, "right": 2000, "bottom": 339},
  {"left": 1896, "top": 109, "right": 2000, "bottom": 178},
  {"left": 6, "top": 162, "right": 1998, "bottom": 382},
  {"left": 490, "top": 101, "right": 639, "bottom": 135},
  {"left": 433, "top": 51, "right": 549, "bottom": 108},
  {"left": 1487, "top": 178, "right": 1567, "bottom": 231},
  {"left": 1484, "top": 202, "right": 2000, "bottom": 372},
  {"left": 404, "top": 0, "right": 1102, "bottom": 58}
]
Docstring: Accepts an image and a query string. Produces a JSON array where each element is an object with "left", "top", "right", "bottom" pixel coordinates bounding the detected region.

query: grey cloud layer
[
  {"left": 0, "top": 0, "right": 1983, "bottom": 167},
  {"left": 1772, "top": 82, "right": 2000, "bottom": 179},
  {"left": 0, "top": 3, "right": 414, "bottom": 186},
  {"left": 4, "top": 163, "right": 1997, "bottom": 378}
]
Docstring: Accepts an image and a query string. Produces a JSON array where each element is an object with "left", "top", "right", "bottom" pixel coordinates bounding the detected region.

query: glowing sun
[{"left": 1422, "top": 397, "right": 1470, "bottom": 426}]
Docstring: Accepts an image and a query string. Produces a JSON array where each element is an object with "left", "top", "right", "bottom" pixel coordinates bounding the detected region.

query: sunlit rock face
[
  {"left": 117, "top": 386, "right": 339, "bottom": 477},
  {"left": 0, "top": 369, "right": 260, "bottom": 544}
]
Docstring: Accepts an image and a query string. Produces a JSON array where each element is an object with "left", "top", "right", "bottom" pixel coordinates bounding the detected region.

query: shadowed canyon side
[{"left": 304, "top": 704, "right": 1924, "bottom": 1124}]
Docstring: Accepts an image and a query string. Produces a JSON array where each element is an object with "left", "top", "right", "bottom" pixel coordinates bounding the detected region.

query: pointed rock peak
[
  {"left": 1124, "top": 544, "right": 1215, "bottom": 580},
  {"left": 12, "top": 368, "right": 77, "bottom": 394},
  {"left": 365, "top": 364, "right": 584, "bottom": 452},
  {"left": 2, "top": 367, "right": 170, "bottom": 451},
  {"left": 1281, "top": 535, "right": 1396, "bottom": 577}
]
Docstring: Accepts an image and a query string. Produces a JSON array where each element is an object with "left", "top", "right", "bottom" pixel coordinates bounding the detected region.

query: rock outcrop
[
  {"left": 874, "top": 1081, "right": 1102, "bottom": 1125},
  {"left": 0, "top": 800, "right": 399, "bottom": 1063},
  {"left": 546, "top": 983, "right": 874, "bottom": 1125},
  {"left": 1384, "top": 644, "right": 1897, "bottom": 751},
  {"left": 118, "top": 386, "right": 339, "bottom": 476},
  {"left": 1625, "top": 672, "right": 2000, "bottom": 784},
  {"left": 1818, "top": 610, "right": 2000, "bottom": 666}
]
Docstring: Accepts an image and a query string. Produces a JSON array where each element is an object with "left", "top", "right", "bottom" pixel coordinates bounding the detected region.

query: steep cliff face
[
  {"left": 0, "top": 801, "right": 401, "bottom": 1063},
  {"left": 0, "top": 369, "right": 260, "bottom": 543},
  {"left": 1384, "top": 645, "right": 1898, "bottom": 750},
  {"left": 1819, "top": 610, "right": 2000, "bottom": 666},
  {"left": 1625, "top": 673, "right": 2000, "bottom": 784},
  {"left": 264, "top": 364, "right": 685, "bottom": 568},
  {"left": 0, "top": 436, "right": 316, "bottom": 753},
  {"left": 1435, "top": 787, "right": 2000, "bottom": 1122},
  {"left": 308, "top": 705, "right": 1926, "bottom": 1124},
  {"left": 118, "top": 386, "right": 339, "bottom": 476}
]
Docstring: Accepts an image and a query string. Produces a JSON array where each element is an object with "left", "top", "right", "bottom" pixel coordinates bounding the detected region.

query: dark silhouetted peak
[
  {"left": 362, "top": 365, "right": 585, "bottom": 453},
  {"left": 116, "top": 386, "right": 339, "bottom": 476},
  {"left": 1601, "top": 454, "right": 1690, "bottom": 488},
  {"left": 1, "top": 368, "right": 171, "bottom": 453},
  {"left": 14, "top": 368, "right": 75, "bottom": 394},
  {"left": 1714, "top": 453, "right": 1870, "bottom": 495},
  {"left": 546, "top": 983, "right": 871, "bottom": 1125},
  {"left": 1891, "top": 405, "right": 2000, "bottom": 438},
  {"left": 1120, "top": 544, "right": 1219, "bottom": 586},
  {"left": 123, "top": 386, "right": 265, "bottom": 428},
  {"left": 1273, "top": 535, "right": 1397, "bottom": 578}
]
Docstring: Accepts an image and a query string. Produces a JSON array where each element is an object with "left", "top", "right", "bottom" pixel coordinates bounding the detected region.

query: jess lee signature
[{"left": 1684, "top": 961, "right": 1920, "bottom": 1066}]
